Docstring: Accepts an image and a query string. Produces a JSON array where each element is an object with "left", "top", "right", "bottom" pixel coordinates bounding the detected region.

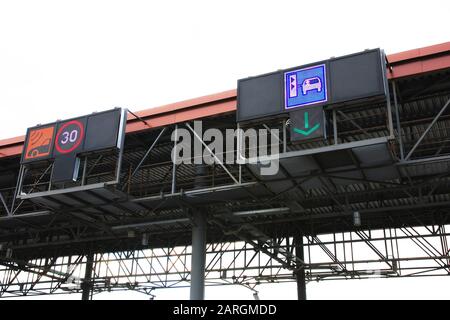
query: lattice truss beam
[{"left": 0, "top": 224, "right": 448, "bottom": 298}]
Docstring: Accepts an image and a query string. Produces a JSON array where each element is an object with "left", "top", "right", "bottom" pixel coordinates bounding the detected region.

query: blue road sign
[{"left": 285, "top": 64, "right": 327, "bottom": 110}]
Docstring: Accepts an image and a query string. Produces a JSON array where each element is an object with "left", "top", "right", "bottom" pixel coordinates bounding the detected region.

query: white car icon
[{"left": 302, "top": 77, "right": 322, "bottom": 95}]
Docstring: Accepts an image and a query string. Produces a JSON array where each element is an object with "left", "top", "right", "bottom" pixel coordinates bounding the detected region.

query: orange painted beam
[
  {"left": 125, "top": 89, "right": 237, "bottom": 134},
  {"left": 387, "top": 55, "right": 450, "bottom": 79},
  {"left": 387, "top": 42, "right": 450, "bottom": 79},
  {"left": 2, "top": 42, "right": 450, "bottom": 159},
  {"left": 387, "top": 42, "right": 450, "bottom": 64}
]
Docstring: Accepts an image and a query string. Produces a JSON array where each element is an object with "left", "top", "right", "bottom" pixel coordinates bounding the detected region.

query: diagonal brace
[
  {"left": 405, "top": 97, "right": 450, "bottom": 161},
  {"left": 185, "top": 123, "right": 239, "bottom": 184},
  {"left": 122, "top": 127, "right": 166, "bottom": 191},
  {"left": 0, "top": 193, "right": 10, "bottom": 216}
]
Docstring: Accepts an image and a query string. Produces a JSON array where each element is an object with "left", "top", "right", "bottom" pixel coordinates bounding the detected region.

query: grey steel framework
[
  {"left": 1, "top": 61, "right": 450, "bottom": 299},
  {"left": 0, "top": 226, "right": 449, "bottom": 298}
]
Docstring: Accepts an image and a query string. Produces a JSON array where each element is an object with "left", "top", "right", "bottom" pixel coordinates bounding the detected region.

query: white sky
[{"left": 1, "top": 0, "right": 450, "bottom": 299}]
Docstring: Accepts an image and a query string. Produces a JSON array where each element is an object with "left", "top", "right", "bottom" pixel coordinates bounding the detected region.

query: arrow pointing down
[{"left": 293, "top": 112, "right": 320, "bottom": 136}]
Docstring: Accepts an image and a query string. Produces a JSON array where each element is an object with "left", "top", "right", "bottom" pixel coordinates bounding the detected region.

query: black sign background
[
  {"left": 290, "top": 107, "right": 325, "bottom": 142},
  {"left": 237, "top": 71, "right": 284, "bottom": 122},
  {"left": 84, "top": 110, "right": 122, "bottom": 152}
]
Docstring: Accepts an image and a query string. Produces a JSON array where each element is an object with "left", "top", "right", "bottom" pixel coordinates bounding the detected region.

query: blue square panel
[{"left": 285, "top": 64, "right": 327, "bottom": 110}]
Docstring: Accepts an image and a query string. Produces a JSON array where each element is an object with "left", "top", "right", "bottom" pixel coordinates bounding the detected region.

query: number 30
[{"left": 61, "top": 130, "right": 78, "bottom": 145}]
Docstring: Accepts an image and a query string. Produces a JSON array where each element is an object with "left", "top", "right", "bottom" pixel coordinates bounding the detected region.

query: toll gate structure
[{"left": 0, "top": 42, "right": 450, "bottom": 300}]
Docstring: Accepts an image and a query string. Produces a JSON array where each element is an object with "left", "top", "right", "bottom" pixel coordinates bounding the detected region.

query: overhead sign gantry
[
  {"left": 17, "top": 108, "right": 127, "bottom": 202},
  {"left": 236, "top": 48, "right": 396, "bottom": 197},
  {"left": 237, "top": 49, "right": 389, "bottom": 143}
]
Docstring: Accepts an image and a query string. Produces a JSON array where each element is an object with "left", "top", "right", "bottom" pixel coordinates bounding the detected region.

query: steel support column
[
  {"left": 190, "top": 211, "right": 207, "bottom": 300},
  {"left": 81, "top": 253, "right": 94, "bottom": 301},
  {"left": 392, "top": 81, "right": 404, "bottom": 160},
  {"left": 295, "top": 236, "right": 307, "bottom": 300},
  {"left": 172, "top": 125, "right": 178, "bottom": 194}
]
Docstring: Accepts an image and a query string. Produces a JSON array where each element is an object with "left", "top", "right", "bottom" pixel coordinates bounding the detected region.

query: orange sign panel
[{"left": 24, "top": 126, "right": 55, "bottom": 160}]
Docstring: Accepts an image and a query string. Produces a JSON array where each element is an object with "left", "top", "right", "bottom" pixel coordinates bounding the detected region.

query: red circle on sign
[{"left": 55, "top": 120, "right": 85, "bottom": 154}]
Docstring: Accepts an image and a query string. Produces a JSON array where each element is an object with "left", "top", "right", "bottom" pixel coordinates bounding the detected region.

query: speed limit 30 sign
[{"left": 55, "top": 120, "right": 85, "bottom": 155}]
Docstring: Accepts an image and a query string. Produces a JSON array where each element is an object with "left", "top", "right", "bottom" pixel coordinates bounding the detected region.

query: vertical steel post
[
  {"left": 10, "top": 165, "right": 25, "bottom": 215},
  {"left": 392, "top": 81, "right": 405, "bottom": 160},
  {"left": 333, "top": 110, "right": 338, "bottom": 145},
  {"left": 294, "top": 236, "right": 307, "bottom": 300},
  {"left": 172, "top": 125, "right": 178, "bottom": 194},
  {"left": 237, "top": 122, "right": 243, "bottom": 164},
  {"left": 81, "top": 156, "right": 88, "bottom": 186},
  {"left": 81, "top": 253, "right": 94, "bottom": 301},
  {"left": 386, "top": 90, "right": 395, "bottom": 138},
  {"left": 190, "top": 211, "right": 206, "bottom": 300},
  {"left": 237, "top": 122, "right": 243, "bottom": 184},
  {"left": 112, "top": 108, "right": 128, "bottom": 185},
  {"left": 48, "top": 163, "right": 54, "bottom": 191}
]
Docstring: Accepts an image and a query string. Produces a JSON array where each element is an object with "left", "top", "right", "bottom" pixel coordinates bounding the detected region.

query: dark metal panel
[
  {"left": 84, "top": 109, "right": 122, "bottom": 152},
  {"left": 279, "top": 156, "right": 319, "bottom": 176},
  {"left": 237, "top": 71, "right": 284, "bottom": 122},
  {"left": 28, "top": 197, "right": 63, "bottom": 210},
  {"left": 298, "top": 177, "right": 325, "bottom": 190},
  {"left": 118, "top": 202, "right": 147, "bottom": 213},
  {"left": 315, "top": 150, "right": 355, "bottom": 169},
  {"left": 353, "top": 143, "right": 393, "bottom": 165},
  {"left": 329, "top": 171, "right": 365, "bottom": 185},
  {"left": 265, "top": 181, "right": 296, "bottom": 194},
  {"left": 98, "top": 204, "right": 126, "bottom": 215},
  {"left": 75, "top": 191, "right": 108, "bottom": 206},
  {"left": 49, "top": 193, "right": 86, "bottom": 207},
  {"left": 364, "top": 166, "right": 399, "bottom": 181},
  {"left": 89, "top": 187, "right": 124, "bottom": 202},
  {"left": 329, "top": 49, "right": 387, "bottom": 104}
]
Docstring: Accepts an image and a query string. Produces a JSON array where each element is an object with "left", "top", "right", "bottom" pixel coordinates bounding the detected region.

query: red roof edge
[
  {"left": 388, "top": 42, "right": 450, "bottom": 64},
  {"left": 0, "top": 136, "right": 25, "bottom": 148},
  {"left": 130, "top": 89, "right": 237, "bottom": 120}
]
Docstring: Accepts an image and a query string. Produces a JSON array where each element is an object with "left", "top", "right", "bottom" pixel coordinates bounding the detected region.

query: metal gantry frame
[
  {"left": 0, "top": 224, "right": 449, "bottom": 299},
  {"left": 1, "top": 71, "right": 450, "bottom": 300}
]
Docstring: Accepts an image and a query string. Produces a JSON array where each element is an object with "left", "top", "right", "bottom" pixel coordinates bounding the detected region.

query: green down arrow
[{"left": 293, "top": 111, "right": 320, "bottom": 136}]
